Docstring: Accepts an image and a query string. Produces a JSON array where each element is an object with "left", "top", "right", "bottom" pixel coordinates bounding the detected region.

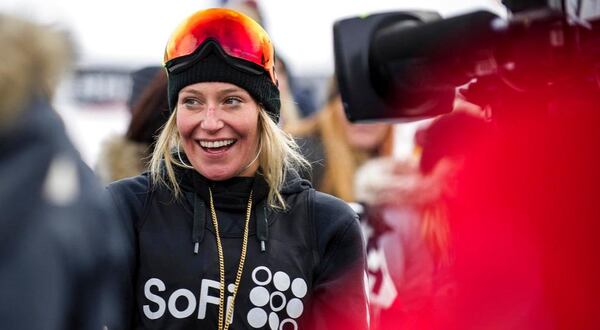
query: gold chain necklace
[{"left": 208, "top": 187, "right": 253, "bottom": 330}]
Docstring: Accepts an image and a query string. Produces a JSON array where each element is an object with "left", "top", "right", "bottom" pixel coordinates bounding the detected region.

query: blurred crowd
[{"left": 2, "top": 0, "right": 600, "bottom": 329}]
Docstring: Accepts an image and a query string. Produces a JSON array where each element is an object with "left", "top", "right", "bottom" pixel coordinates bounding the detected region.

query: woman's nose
[{"left": 200, "top": 108, "right": 224, "bottom": 131}]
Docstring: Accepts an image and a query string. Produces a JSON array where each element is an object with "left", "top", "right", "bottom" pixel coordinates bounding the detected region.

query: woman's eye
[
  {"left": 224, "top": 97, "right": 242, "bottom": 106},
  {"left": 182, "top": 97, "right": 200, "bottom": 106}
]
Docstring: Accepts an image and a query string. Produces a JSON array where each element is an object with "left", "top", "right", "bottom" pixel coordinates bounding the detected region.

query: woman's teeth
[{"left": 199, "top": 139, "right": 235, "bottom": 148}]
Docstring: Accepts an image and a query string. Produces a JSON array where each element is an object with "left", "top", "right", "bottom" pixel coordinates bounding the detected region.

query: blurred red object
[{"left": 438, "top": 106, "right": 600, "bottom": 329}]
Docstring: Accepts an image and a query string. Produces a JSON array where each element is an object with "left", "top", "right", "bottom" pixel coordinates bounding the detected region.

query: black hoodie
[{"left": 107, "top": 167, "right": 368, "bottom": 329}]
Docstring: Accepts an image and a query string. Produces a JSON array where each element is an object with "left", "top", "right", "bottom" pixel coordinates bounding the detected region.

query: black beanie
[{"left": 167, "top": 53, "right": 280, "bottom": 123}]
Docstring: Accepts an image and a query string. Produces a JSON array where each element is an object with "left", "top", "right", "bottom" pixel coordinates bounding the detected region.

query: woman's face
[
  {"left": 333, "top": 96, "right": 390, "bottom": 153},
  {"left": 176, "top": 82, "right": 260, "bottom": 180}
]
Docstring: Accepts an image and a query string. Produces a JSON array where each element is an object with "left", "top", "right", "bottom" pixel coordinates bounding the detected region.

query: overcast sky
[{"left": 1, "top": 0, "right": 505, "bottom": 75}]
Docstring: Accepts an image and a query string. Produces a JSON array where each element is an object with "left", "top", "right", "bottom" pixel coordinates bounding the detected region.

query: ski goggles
[{"left": 163, "top": 8, "right": 277, "bottom": 85}]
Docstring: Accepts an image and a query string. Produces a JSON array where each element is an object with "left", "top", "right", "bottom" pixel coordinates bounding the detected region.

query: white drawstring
[
  {"left": 176, "top": 143, "right": 195, "bottom": 169},
  {"left": 237, "top": 144, "right": 262, "bottom": 175}
]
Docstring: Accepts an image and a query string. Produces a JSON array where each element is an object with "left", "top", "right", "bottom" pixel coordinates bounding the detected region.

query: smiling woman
[
  {"left": 176, "top": 82, "right": 261, "bottom": 180},
  {"left": 106, "top": 8, "right": 369, "bottom": 330}
]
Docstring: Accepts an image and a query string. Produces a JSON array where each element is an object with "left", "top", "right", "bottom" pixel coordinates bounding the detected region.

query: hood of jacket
[
  {"left": 281, "top": 168, "right": 312, "bottom": 195},
  {"left": 96, "top": 135, "right": 150, "bottom": 184},
  {"left": 0, "top": 14, "right": 71, "bottom": 131}
]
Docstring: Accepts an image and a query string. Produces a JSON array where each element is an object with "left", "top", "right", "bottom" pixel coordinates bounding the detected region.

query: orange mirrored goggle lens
[{"left": 164, "top": 8, "right": 276, "bottom": 84}]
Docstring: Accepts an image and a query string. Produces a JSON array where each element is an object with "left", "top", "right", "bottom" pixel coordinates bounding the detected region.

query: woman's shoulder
[
  {"left": 312, "top": 190, "right": 357, "bottom": 221},
  {"left": 107, "top": 173, "right": 150, "bottom": 194},
  {"left": 311, "top": 191, "right": 360, "bottom": 240},
  {"left": 105, "top": 173, "right": 158, "bottom": 227},
  {"left": 310, "top": 191, "right": 364, "bottom": 272},
  {"left": 105, "top": 173, "right": 153, "bottom": 209}
]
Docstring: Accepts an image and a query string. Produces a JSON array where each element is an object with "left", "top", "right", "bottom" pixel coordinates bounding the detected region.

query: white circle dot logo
[
  {"left": 247, "top": 307, "right": 268, "bottom": 328},
  {"left": 286, "top": 298, "right": 303, "bottom": 319},
  {"left": 249, "top": 286, "right": 270, "bottom": 307},
  {"left": 279, "top": 318, "right": 298, "bottom": 330},
  {"left": 270, "top": 291, "right": 287, "bottom": 312},
  {"left": 252, "top": 266, "right": 272, "bottom": 286},
  {"left": 269, "top": 312, "right": 279, "bottom": 330},
  {"left": 247, "top": 266, "right": 307, "bottom": 329},
  {"left": 273, "top": 271, "right": 291, "bottom": 291},
  {"left": 291, "top": 278, "right": 307, "bottom": 298}
]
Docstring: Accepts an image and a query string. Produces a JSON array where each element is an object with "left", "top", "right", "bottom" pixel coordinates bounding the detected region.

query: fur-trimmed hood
[
  {"left": 0, "top": 14, "right": 71, "bottom": 130},
  {"left": 95, "top": 135, "right": 151, "bottom": 184}
]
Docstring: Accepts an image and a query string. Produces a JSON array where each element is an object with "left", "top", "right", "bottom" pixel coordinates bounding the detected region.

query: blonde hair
[
  {"left": 421, "top": 201, "right": 452, "bottom": 267},
  {"left": 318, "top": 102, "right": 393, "bottom": 201},
  {"left": 286, "top": 88, "right": 394, "bottom": 202},
  {"left": 150, "top": 106, "right": 309, "bottom": 209}
]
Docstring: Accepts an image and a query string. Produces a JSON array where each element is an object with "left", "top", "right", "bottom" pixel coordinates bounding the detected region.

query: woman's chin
[
  {"left": 197, "top": 167, "right": 237, "bottom": 181},
  {"left": 203, "top": 173, "right": 233, "bottom": 181},
  {"left": 192, "top": 158, "right": 257, "bottom": 181}
]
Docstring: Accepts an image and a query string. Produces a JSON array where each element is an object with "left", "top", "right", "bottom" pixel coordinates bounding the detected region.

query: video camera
[{"left": 333, "top": 0, "right": 600, "bottom": 124}]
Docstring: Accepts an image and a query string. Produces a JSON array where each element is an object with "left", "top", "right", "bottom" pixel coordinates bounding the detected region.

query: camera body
[
  {"left": 333, "top": 1, "right": 600, "bottom": 123},
  {"left": 333, "top": 10, "right": 455, "bottom": 123}
]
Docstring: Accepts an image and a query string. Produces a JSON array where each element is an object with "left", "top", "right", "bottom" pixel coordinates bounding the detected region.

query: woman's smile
[{"left": 196, "top": 139, "right": 237, "bottom": 155}]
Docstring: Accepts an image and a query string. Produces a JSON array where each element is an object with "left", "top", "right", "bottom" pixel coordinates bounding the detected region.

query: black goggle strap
[{"left": 165, "top": 39, "right": 266, "bottom": 76}]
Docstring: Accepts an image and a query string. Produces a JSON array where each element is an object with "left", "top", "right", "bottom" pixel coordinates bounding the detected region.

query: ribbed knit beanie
[{"left": 167, "top": 51, "right": 280, "bottom": 123}]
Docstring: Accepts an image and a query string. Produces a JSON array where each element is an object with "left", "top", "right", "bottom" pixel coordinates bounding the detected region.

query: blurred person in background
[
  {"left": 224, "top": 0, "right": 313, "bottom": 125},
  {"left": 106, "top": 8, "right": 368, "bottom": 329},
  {"left": 433, "top": 84, "right": 600, "bottom": 329},
  {"left": 96, "top": 67, "right": 169, "bottom": 183},
  {"left": 275, "top": 55, "right": 303, "bottom": 129},
  {"left": 354, "top": 111, "right": 489, "bottom": 329},
  {"left": 0, "top": 13, "right": 126, "bottom": 329},
  {"left": 287, "top": 77, "right": 394, "bottom": 202},
  {"left": 223, "top": 0, "right": 265, "bottom": 27}
]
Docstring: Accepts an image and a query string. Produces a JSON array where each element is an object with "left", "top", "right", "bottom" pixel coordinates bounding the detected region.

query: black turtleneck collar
[{"left": 177, "top": 165, "right": 270, "bottom": 212}]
